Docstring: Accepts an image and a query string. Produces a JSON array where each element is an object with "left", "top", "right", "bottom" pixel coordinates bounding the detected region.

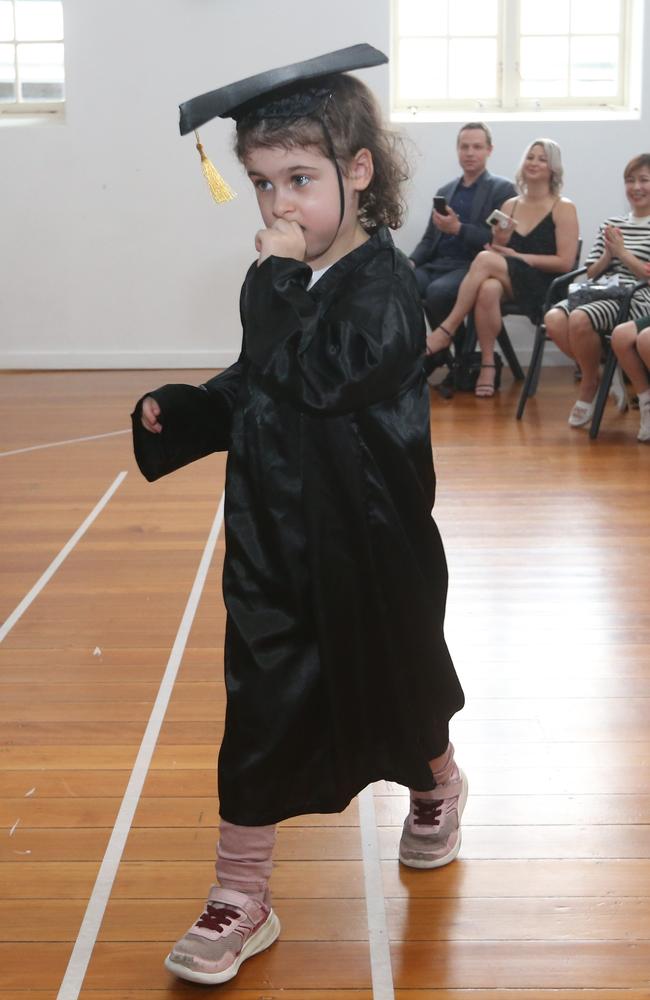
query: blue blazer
[{"left": 410, "top": 170, "right": 517, "bottom": 268}]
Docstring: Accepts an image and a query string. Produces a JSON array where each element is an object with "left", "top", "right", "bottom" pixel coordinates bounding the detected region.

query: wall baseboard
[
  {"left": 0, "top": 350, "right": 242, "bottom": 370},
  {"left": 2, "top": 343, "right": 573, "bottom": 370},
  {"left": 502, "top": 343, "right": 571, "bottom": 366}
]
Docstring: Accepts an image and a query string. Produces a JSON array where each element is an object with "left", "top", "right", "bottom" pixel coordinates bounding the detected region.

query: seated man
[{"left": 410, "top": 122, "right": 516, "bottom": 353}]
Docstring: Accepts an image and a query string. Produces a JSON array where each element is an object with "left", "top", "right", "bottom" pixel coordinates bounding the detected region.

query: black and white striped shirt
[
  {"left": 586, "top": 215, "right": 650, "bottom": 283},
  {"left": 562, "top": 215, "right": 650, "bottom": 328}
]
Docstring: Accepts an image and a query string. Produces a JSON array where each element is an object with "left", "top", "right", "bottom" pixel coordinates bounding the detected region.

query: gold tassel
[{"left": 194, "top": 130, "right": 236, "bottom": 204}]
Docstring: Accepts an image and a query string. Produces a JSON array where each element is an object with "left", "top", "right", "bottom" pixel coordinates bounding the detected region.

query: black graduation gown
[{"left": 131, "top": 226, "right": 464, "bottom": 826}]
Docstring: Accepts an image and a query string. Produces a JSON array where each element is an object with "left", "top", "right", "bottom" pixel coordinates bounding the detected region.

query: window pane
[
  {"left": 0, "top": 41, "right": 15, "bottom": 100},
  {"left": 15, "top": 1, "right": 63, "bottom": 41},
  {"left": 571, "top": 0, "right": 621, "bottom": 34},
  {"left": 392, "top": 0, "right": 631, "bottom": 111},
  {"left": 449, "top": 0, "right": 497, "bottom": 36},
  {"left": 520, "top": 37, "right": 569, "bottom": 97},
  {"left": 398, "top": 0, "right": 448, "bottom": 37},
  {"left": 570, "top": 35, "right": 619, "bottom": 97},
  {"left": 398, "top": 37, "right": 447, "bottom": 99},
  {"left": 520, "top": 0, "right": 569, "bottom": 35},
  {"left": 449, "top": 38, "right": 497, "bottom": 98},
  {"left": 0, "top": 2, "right": 14, "bottom": 41},
  {"left": 17, "top": 40, "right": 63, "bottom": 100}
]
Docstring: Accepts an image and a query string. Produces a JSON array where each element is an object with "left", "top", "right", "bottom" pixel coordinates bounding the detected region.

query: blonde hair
[{"left": 515, "top": 138, "right": 563, "bottom": 195}]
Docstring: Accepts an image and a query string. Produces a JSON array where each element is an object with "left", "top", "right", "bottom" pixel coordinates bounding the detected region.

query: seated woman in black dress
[{"left": 426, "top": 139, "right": 579, "bottom": 397}]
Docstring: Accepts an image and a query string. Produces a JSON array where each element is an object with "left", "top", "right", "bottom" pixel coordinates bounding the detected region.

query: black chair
[
  {"left": 589, "top": 279, "right": 648, "bottom": 439},
  {"left": 464, "top": 308, "right": 525, "bottom": 381},
  {"left": 464, "top": 240, "right": 584, "bottom": 385},
  {"left": 420, "top": 288, "right": 526, "bottom": 384},
  {"left": 425, "top": 242, "right": 582, "bottom": 390},
  {"left": 516, "top": 264, "right": 587, "bottom": 419},
  {"left": 516, "top": 273, "right": 648, "bottom": 435}
]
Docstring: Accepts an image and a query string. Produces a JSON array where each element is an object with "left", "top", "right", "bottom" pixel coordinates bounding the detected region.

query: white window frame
[
  {"left": 391, "top": 0, "right": 641, "bottom": 120},
  {"left": 0, "top": 0, "right": 65, "bottom": 118}
]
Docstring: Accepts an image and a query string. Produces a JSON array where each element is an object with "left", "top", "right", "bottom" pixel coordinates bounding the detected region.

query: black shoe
[
  {"left": 436, "top": 381, "right": 455, "bottom": 399},
  {"left": 422, "top": 347, "right": 453, "bottom": 378}
]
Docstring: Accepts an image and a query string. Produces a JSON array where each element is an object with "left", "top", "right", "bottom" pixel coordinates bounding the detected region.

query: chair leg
[
  {"left": 497, "top": 326, "right": 525, "bottom": 381},
  {"left": 516, "top": 325, "right": 546, "bottom": 419},
  {"left": 464, "top": 313, "right": 477, "bottom": 354},
  {"left": 589, "top": 349, "right": 617, "bottom": 440},
  {"left": 528, "top": 327, "right": 547, "bottom": 395}
]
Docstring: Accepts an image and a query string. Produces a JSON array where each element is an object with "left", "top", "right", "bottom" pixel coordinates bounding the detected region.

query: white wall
[{"left": 1, "top": 0, "right": 648, "bottom": 369}]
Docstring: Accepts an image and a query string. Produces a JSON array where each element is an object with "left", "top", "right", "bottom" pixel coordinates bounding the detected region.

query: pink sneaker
[
  {"left": 164, "top": 886, "right": 281, "bottom": 985},
  {"left": 399, "top": 769, "right": 468, "bottom": 869}
]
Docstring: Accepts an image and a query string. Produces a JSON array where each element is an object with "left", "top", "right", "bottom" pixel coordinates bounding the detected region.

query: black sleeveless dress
[{"left": 506, "top": 210, "right": 557, "bottom": 323}]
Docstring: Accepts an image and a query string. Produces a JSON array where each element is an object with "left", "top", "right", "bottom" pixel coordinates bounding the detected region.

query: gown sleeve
[
  {"left": 244, "top": 252, "right": 424, "bottom": 415},
  {"left": 131, "top": 358, "right": 244, "bottom": 482}
]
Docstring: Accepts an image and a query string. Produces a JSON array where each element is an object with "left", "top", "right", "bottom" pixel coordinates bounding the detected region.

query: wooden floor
[{"left": 1, "top": 366, "right": 650, "bottom": 999}]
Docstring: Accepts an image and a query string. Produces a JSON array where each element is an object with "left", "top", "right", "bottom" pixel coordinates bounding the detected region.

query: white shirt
[
  {"left": 626, "top": 213, "right": 650, "bottom": 226},
  {"left": 308, "top": 264, "right": 333, "bottom": 289}
]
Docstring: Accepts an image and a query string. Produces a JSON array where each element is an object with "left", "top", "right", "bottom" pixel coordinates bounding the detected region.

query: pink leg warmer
[
  {"left": 410, "top": 741, "right": 459, "bottom": 797},
  {"left": 216, "top": 819, "right": 277, "bottom": 904}
]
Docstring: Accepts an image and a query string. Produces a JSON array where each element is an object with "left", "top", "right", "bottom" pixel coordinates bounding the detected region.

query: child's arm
[
  {"left": 131, "top": 357, "right": 244, "bottom": 482},
  {"left": 131, "top": 274, "right": 256, "bottom": 482}
]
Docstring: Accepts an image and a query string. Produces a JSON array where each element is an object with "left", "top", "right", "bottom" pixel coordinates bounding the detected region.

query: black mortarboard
[
  {"left": 179, "top": 43, "right": 388, "bottom": 207},
  {"left": 178, "top": 43, "right": 387, "bottom": 135}
]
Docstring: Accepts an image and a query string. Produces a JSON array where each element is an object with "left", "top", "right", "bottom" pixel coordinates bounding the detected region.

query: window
[
  {"left": 392, "top": 0, "right": 637, "bottom": 115},
  {"left": 0, "top": 0, "right": 64, "bottom": 114}
]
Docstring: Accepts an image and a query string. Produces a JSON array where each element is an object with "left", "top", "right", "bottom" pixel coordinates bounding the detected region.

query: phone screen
[{"left": 433, "top": 196, "right": 449, "bottom": 216}]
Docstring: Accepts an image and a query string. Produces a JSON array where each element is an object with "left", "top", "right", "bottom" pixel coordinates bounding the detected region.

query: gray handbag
[{"left": 567, "top": 278, "right": 627, "bottom": 310}]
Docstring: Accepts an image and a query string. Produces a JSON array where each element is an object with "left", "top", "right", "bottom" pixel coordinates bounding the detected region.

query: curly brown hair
[{"left": 234, "top": 74, "right": 410, "bottom": 232}]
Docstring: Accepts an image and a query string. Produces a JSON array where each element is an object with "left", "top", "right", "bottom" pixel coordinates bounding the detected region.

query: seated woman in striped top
[{"left": 545, "top": 153, "right": 650, "bottom": 428}]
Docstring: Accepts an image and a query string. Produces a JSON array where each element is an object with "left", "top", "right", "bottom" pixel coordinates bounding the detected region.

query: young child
[{"left": 132, "top": 44, "right": 466, "bottom": 986}]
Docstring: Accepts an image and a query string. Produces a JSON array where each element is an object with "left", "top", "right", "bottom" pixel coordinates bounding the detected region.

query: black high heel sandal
[
  {"left": 474, "top": 359, "right": 502, "bottom": 398},
  {"left": 422, "top": 346, "right": 453, "bottom": 378}
]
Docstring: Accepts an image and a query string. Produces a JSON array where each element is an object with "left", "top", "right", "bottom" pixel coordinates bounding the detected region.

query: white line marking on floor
[
  {"left": 0, "top": 471, "right": 128, "bottom": 644},
  {"left": 0, "top": 428, "right": 129, "bottom": 458},
  {"left": 56, "top": 492, "right": 225, "bottom": 1000},
  {"left": 358, "top": 784, "right": 395, "bottom": 1000}
]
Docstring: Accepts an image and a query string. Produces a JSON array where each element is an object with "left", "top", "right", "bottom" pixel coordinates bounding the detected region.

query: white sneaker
[
  {"left": 568, "top": 399, "right": 595, "bottom": 428},
  {"left": 638, "top": 400, "right": 650, "bottom": 442},
  {"left": 609, "top": 365, "right": 628, "bottom": 412}
]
